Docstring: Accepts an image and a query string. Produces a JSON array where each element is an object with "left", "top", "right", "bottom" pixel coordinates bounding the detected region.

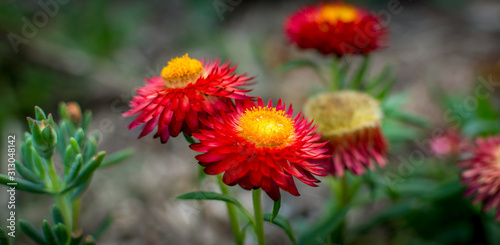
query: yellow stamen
[
  {"left": 304, "top": 91, "right": 382, "bottom": 137},
  {"left": 161, "top": 54, "right": 204, "bottom": 89},
  {"left": 319, "top": 5, "right": 358, "bottom": 23},
  {"left": 239, "top": 106, "right": 295, "bottom": 148}
]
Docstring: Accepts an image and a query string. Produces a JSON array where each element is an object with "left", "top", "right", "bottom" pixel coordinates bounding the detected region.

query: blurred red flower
[
  {"left": 461, "top": 136, "right": 500, "bottom": 221},
  {"left": 304, "top": 91, "right": 388, "bottom": 177},
  {"left": 430, "top": 129, "right": 464, "bottom": 158},
  {"left": 285, "top": 3, "right": 387, "bottom": 56}
]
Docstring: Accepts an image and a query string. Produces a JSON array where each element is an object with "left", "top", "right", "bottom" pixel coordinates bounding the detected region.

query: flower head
[
  {"left": 430, "top": 129, "right": 465, "bottom": 158},
  {"left": 123, "top": 54, "right": 253, "bottom": 143},
  {"left": 285, "top": 3, "right": 387, "bottom": 56},
  {"left": 461, "top": 136, "right": 500, "bottom": 221},
  {"left": 304, "top": 91, "right": 388, "bottom": 176},
  {"left": 190, "top": 98, "right": 329, "bottom": 201}
]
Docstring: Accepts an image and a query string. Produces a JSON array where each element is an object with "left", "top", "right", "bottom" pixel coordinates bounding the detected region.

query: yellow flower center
[
  {"left": 161, "top": 54, "right": 204, "bottom": 89},
  {"left": 319, "top": 5, "right": 358, "bottom": 23},
  {"left": 304, "top": 91, "right": 381, "bottom": 137},
  {"left": 239, "top": 106, "right": 296, "bottom": 148}
]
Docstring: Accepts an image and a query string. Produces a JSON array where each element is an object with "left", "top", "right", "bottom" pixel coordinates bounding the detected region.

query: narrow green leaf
[
  {"left": 367, "top": 65, "right": 391, "bottom": 93},
  {"left": 70, "top": 180, "right": 91, "bottom": 200},
  {"left": 20, "top": 219, "right": 49, "bottom": 245},
  {"left": 352, "top": 55, "right": 370, "bottom": 89},
  {"left": 74, "top": 129, "right": 86, "bottom": 150},
  {"left": 63, "top": 145, "right": 77, "bottom": 175},
  {"left": 43, "top": 220, "right": 59, "bottom": 245},
  {"left": 82, "top": 110, "right": 92, "bottom": 132},
  {"left": 61, "top": 152, "right": 105, "bottom": 194},
  {"left": 83, "top": 139, "right": 97, "bottom": 163},
  {"left": 31, "top": 147, "right": 46, "bottom": 178},
  {"left": 92, "top": 214, "right": 113, "bottom": 240},
  {"left": 52, "top": 205, "right": 65, "bottom": 225},
  {"left": 21, "top": 140, "right": 36, "bottom": 173},
  {"left": 0, "top": 228, "right": 10, "bottom": 245},
  {"left": 298, "top": 206, "right": 350, "bottom": 245},
  {"left": 176, "top": 191, "right": 255, "bottom": 226},
  {"left": 64, "top": 154, "right": 83, "bottom": 183},
  {"left": 280, "top": 59, "right": 327, "bottom": 86},
  {"left": 69, "top": 138, "right": 81, "bottom": 154},
  {"left": 99, "top": 148, "right": 134, "bottom": 168},
  {"left": 53, "top": 223, "right": 69, "bottom": 245},
  {"left": 376, "top": 75, "right": 396, "bottom": 100},
  {"left": 264, "top": 214, "right": 296, "bottom": 244},
  {"left": 385, "top": 109, "right": 429, "bottom": 128},
  {"left": 271, "top": 197, "right": 281, "bottom": 224},
  {"left": 59, "top": 102, "right": 69, "bottom": 122},
  {"left": 15, "top": 161, "right": 44, "bottom": 185},
  {"left": 183, "top": 132, "right": 196, "bottom": 144},
  {"left": 0, "top": 174, "right": 51, "bottom": 194}
]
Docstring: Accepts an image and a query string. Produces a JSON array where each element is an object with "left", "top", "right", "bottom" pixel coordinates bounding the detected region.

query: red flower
[
  {"left": 430, "top": 129, "right": 465, "bottom": 158},
  {"left": 190, "top": 98, "right": 329, "bottom": 201},
  {"left": 285, "top": 3, "right": 387, "bottom": 56},
  {"left": 123, "top": 54, "right": 253, "bottom": 143},
  {"left": 461, "top": 136, "right": 500, "bottom": 221},
  {"left": 304, "top": 91, "right": 388, "bottom": 176}
]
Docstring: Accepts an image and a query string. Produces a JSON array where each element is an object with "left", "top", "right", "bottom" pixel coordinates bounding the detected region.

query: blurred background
[{"left": 1, "top": 0, "right": 500, "bottom": 244}]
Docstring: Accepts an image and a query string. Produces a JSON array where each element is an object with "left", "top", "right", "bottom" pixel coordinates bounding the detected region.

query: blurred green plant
[{"left": 0, "top": 102, "right": 133, "bottom": 245}]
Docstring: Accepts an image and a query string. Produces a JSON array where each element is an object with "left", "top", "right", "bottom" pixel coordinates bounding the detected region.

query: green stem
[
  {"left": 218, "top": 175, "right": 243, "bottom": 245},
  {"left": 252, "top": 189, "right": 265, "bottom": 245},
  {"left": 330, "top": 56, "right": 340, "bottom": 91},
  {"left": 47, "top": 158, "right": 72, "bottom": 235},
  {"left": 339, "top": 175, "right": 349, "bottom": 244},
  {"left": 72, "top": 197, "right": 82, "bottom": 231}
]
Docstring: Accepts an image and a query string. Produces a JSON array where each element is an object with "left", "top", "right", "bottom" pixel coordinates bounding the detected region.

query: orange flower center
[
  {"left": 319, "top": 5, "right": 358, "bottom": 23},
  {"left": 239, "top": 106, "right": 295, "bottom": 148},
  {"left": 161, "top": 54, "right": 204, "bottom": 89}
]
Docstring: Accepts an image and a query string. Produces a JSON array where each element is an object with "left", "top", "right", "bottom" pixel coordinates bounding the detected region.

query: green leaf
[
  {"left": 15, "top": 161, "right": 44, "bottom": 185},
  {"left": 92, "top": 214, "right": 113, "bottom": 240},
  {"left": 64, "top": 154, "right": 83, "bottom": 183},
  {"left": 74, "top": 129, "right": 86, "bottom": 150},
  {"left": 99, "top": 148, "right": 134, "bottom": 168},
  {"left": 0, "top": 174, "right": 51, "bottom": 194},
  {"left": 63, "top": 145, "right": 77, "bottom": 175},
  {"left": 69, "top": 138, "right": 81, "bottom": 154},
  {"left": 21, "top": 140, "right": 36, "bottom": 173},
  {"left": 20, "top": 219, "right": 49, "bottom": 245},
  {"left": 31, "top": 147, "right": 46, "bottom": 178},
  {"left": 298, "top": 206, "right": 350, "bottom": 245},
  {"left": 52, "top": 205, "right": 65, "bottom": 225},
  {"left": 183, "top": 132, "right": 196, "bottom": 144},
  {"left": 352, "top": 55, "right": 370, "bottom": 89},
  {"left": 0, "top": 228, "right": 10, "bottom": 245},
  {"left": 70, "top": 181, "right": 91, "bottom": 200},
  {"left": 61, "top": 152, "right": 105, "bottom": 194},
  {"left": 264, "top": 214, "right": 296, "bottom": 244},
  {"left": 43, "top": 220, "right": 59, "bottom": 245},
  {"left": 280, "top": 59, "right": 327, "bottom": 85},
  {"left": 53, "top": 223, "right": 69, "bottom": 245},
  {"left": 367, "top": 64, "right": 392, "bottom": 93},
  {"left": 385, "top": 109, "right": 430, "bottom": 128},
  {"left": 270, "top": 197, "right": 281, "bottom": 224},
  {"left": 176, "top": 191, "right": 255, "bottom": 226},
  {"left": 35, "top": 106, "right": 47, "bottom": 121},
  {"left": 82, "top": 110, "right": 92, "bottom": 132}
]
